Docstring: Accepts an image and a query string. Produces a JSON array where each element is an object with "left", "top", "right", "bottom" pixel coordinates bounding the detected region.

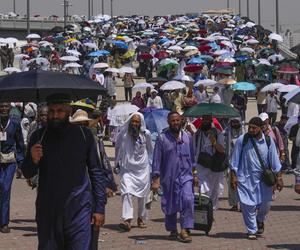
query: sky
[{"left": 1, "top": 0, "right": 300, "bottom": 32}]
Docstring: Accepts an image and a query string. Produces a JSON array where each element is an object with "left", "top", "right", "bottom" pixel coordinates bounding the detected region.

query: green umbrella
[{"left": 183, "top": 103, "right": 240, "bottom": 118}]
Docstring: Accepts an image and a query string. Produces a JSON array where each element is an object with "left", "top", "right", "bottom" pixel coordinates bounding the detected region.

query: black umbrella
[
  {"left": 136, "top": 45, "right": 151, "bottom": 53},
  {"left": 50, "top": 26, "right": 64, "bottom": 34},
  {"left": 0, "top": 69, "right": 106, "bottom": 102}
]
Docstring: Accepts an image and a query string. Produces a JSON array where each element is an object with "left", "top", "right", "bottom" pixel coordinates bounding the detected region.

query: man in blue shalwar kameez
[
  {"left": 21, "top": 94, "right": 107, "bottom": 250},
  {"left": 152, "top": 112, "right": 196, "bottom": 243},
  {"left": 230, "top": 117, "right": 283, "bottom": 240}
]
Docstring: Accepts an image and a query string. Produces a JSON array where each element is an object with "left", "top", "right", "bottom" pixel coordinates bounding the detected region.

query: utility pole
[
  {"left": 13, "top": 0, "right": 16, "bottom": 14},
  {"left": 276, "top": 0, "right": 279, "bottom": 33},
  {"left": 227, "top": 0, "right": 229, "bottom": 9},
  {"left": 258, "top": 0, "right": 261, "bottom": 25},
  {"left": 88, "top": 0, "right": 91, "bottom": 20},
  {"left": 239, "top": 0, "right": 241, "bottom": 16},
  {"left": 111, "top": 0, "right": 113, "bottom": 18},
  {"left": 102, "top": 0, "right": 104, "bottom": 15},
  {"left": 91, "top": 0, "right": 94, "bottom": 17},
  {"left": 64, "top": 0, "right": 67, "bottom": 27},
  {"left": 247, "top": 0, "right": 249, "bottom": 18},
  {"left": 27, "top": 0, "right": 30, "bottom": 35}
]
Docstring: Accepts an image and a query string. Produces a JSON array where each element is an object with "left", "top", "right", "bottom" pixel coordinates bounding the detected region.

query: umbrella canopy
[
  {"left": 109, "top": 104, "right": 140, "bottom": 126},
  {"left": 283, "top": 88, "right": 300, "bottom": 104},
  {"left": 0, "top": 69, "right": 106, "bottom": 102},
  {"left": 187, "top": 57, "right": 206, "bottom": 65},
  {"left": 184, "top": 64, "right": 203, "bottom": 73},
  {"left": 94, "top": 63, "right": 109, "bottom": 69},
  {"left": 183, "top": 103, "right": 239, "bottom": 118},
  {"left": 26, "top": 33, "right": 41, "bottom": 39},
  {"left": 277, "top": 66, "right": 299, "bottom": 74},
  {"left": 173, "top": 75, "right": 194, "bottom": 82},
  {"left": 88, "top": 50, "right": 110, "bottom": 57},
  {"left": 119, "top": 67, "right": 136, "bottom": 74},
  {"left": 154, "top": 51, "right": 170, "bottom": 59},
  {"left": 3, "top": 67, "right": 21, "bottom": 73},
  {"left": 277, "top": 84, "right": 299, "bottom": 93},
  {"left": 268, "top": 33, "right": 283, "bottom": 42},
  {"left": 132, "top": 82, "right": 154, "bottom": 91},
  {"left": 232, "top": 82, "right": 256, "bottom": 91},
  {"left": 60, "top": 56, "right": 79, "bottom": 62},
  {"left": 261, "top": 83, "right": 284, "bottom": 92},
  {"left": 67, "top": 50, "right": 82, "bottom": 56},
  {"left": 63, "top": 62, "right": 82, "bottom": 68},
  {"left": 160, "top": 80, "right": 186, "bottom": 91},
  {"left": 138, "top": 53, "right": 153, "bottom": 60},
  {"left": 105, "top": 68, "right": 120, "bottom": 73},
  {"left": 112, "top": 40, "right": 128, "bottom": 49},
  {"left": 194, "top": 79, "right": 217, "bottom": 87},
  {"left": 148, "top": 77, "right": 168, "bottom": 83},
  {"left": 144, "top": 109, "right": 170, "bottom": 133},
  {"left": 218, "top": 78, "right": 237, "bottom": 85}
]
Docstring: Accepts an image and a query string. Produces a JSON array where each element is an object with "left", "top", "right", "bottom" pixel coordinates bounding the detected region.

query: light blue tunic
[{"left": 230, "top": 134, "right": 282, "bottom": 206}]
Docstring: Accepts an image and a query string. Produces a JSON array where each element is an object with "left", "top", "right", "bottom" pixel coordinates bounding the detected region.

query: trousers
[
  {"left": 0, "top": 163, "right": 16, "bottom": 227},
  {"left": 240, "top": 201, "right": 271, "bottom": 234},
  {"left": 122, "top": 193, "right": 147, "bottom": 221}
]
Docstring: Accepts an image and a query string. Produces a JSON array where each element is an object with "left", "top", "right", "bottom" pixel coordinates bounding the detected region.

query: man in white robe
[{"left": 115, "top": 112, "right": 153, "bottom": 231}]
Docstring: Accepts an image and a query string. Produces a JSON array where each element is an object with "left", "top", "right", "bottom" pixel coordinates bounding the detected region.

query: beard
[
  {"left": 128, "top": 124, "right": 140, "bottom": 140},
  {"left": 48, "top": 117, "right": 69, "bottom": 131},
  {"left": 169, "top": 124, "right": 181, "bottom": 134},
  {"left": 201, "top": 121, "right": 212, "bottom": 131}
]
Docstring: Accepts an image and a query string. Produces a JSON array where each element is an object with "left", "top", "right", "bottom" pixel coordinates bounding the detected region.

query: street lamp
[
  {"left": 27, "top": 0, "right": 30, "bottom": 35},
  {"left": 239, "top": 0, "right": 241, "bottom": 16},
  {"left": 102, "top": 0, "right": 104, "bottom": 15},
  {"left": 258, "top": 0, "right": 261, "bottom": 25},
  {"left": 64, "top": 0, "right": 67, "bottom": 27},
  {"left": 88, "top": 0, "right": 91, "bottom": 20},
  {"left": 111, "top": 0, "right": 113, "bottom": 18},
  {"left": 276, "top": 0, "right": 279, "bottom": 33}
]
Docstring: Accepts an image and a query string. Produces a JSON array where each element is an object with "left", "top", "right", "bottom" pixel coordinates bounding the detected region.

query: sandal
[
  {"left": 137, "top": 217, "right": 147, "bottom": 228},
  {"left": 119, "top": 220, "right": 131, "bottom": 232},
  {"left": 178, "top": 229, "right": 192, "bottom": 243},
  {"left": 168, "top": 231, "right": 178, "bottom": 240},
  {"left": 229, "top": 205, "right": 239, "bottom": 211}
]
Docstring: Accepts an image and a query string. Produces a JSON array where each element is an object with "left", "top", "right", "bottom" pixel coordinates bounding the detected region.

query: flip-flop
[{"left": 119, "top": 221, "right": 131, "bottom": 232}]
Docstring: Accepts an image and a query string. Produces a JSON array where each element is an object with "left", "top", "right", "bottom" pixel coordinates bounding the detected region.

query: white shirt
[
  {"left": 287, "top": 102, "right": 299, "bottom": 118},
  {"left": 195, "top": 90, "right": 208, "bottom": 103},
  {"left": 147, "top": 96, "right": 163, "bottom": 109},
  {"left": 266, "top": 95, "right": 278, "bottom": 113},
  {"left": 210, "top": 93, "right": 222, "bottom": 103}
]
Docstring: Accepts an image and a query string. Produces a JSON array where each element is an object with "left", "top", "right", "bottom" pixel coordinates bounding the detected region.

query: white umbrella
[
  {"left": 26, "top": 33, "right": 41, "bottom": 39},
  {"left": 258, "top": 59, "right": 272, "bottom": 66},
  {"left": 278, "top": 84, "right": 299, "bottom": 93},
  {"left": 30, "top": 57, "right": 50, "bottom": 65},
  {"left": 245, "top": 39, "right": 259, "bottom": 45},
  {"left": 119, "top": 66, "right": 136, "bottom": 74},
  {"left": 268, "top": 54, "right": 284, "bottom": 62},
  {"left": 220, "top": 40, "right": 234, "bottom": 48},
  {"left": 105, "top": 67, "right": 120, "bottom": 73},
  {"left": 246, "top": 22, "right": 256, "bottom": 28},
  {"left": 160, "top": 81, "right": 186, "bottom": 91},
  {"left": 63, "top": 62, "right": 82, "bottom": 68},
  {"left": 60, "top": 56, "right": 80, "bottom": 62},
  {"left": 132, "top": 82, "right": 154, "bottom": 91},
  {"left": 213, "top": 49, "right": 230, "bottom": 56},
  {"left": 109, "top": 104, "right": 140, "bottom": 126},
  {"left": 67, "top": 50, "right": 82, "bottom": 56},
  {"left": 1, "top": 37, "right": 18, "bottom": 44},
  {"left": 240, "top": 47, "right": 255, "bottom": 53},
  {"left": 268, "top": 33, "right": 283, "bottom": 42},
  {"left": 168, "top": 45, "right": 183, "bottom": 51},
  {"left": 261, "top": 83, "right": 284, "bottom": 92},
  {"left": 182, "top": 45, "right": 198, "bottom": 51},
  {"left": 283, "top": 88, "right": 300, "bottom": 103},
  {"left": 15, "top": 54, "right": 30, "bottom": 60},
  {"left": 3, "top": 67, "right": 21, "bottom": 73},
  {"left": 94, "top": 63, "right": 109, "bottom": 69},
  {"left": 83, "top": 42, "right": 98, "bottom": 49},
  {"left": 173, "top": 75, "right": 194, "bottom": 82},
  {"left": 194, "top": 79, "right": 217, "bottom": 87}
]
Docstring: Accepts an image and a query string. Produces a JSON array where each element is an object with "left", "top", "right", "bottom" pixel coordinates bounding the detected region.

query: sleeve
[
  {"left": 152, "top": 133, "right": 163, "bottom": 178},
  {"left": 295, "top": 127, "right": 300, "bottom": 147},
  {"left": 20, "top": 131, "right": 39, "bottom": 179},
  {"left": 14, "top": 121, "right": 25, "bottom": 165},
  {"left": 274, "top": 127, "right": 284, "bottom": 151},
  {"left": 85, "top": 129, "right": 107, "bottom": 214},
  {"left": 230, "top": 135, "right": 243, "bottom": 174},
  {"left": 189, "top": 134, "right": 195, "bottom": 166},
  {"left": 268, "top": 137, "right": 282, "bottom": 173},
  {"left": 145, "top": 131, "right": 154, "bottom": 166},
  {"left": 289, "top": 125, "right": 298, "bottom": 139}
]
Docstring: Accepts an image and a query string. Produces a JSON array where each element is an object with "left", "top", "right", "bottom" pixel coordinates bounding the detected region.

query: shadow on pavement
[
  {"left": 210, "top": 232, "right": 245, "bottom": 239},
  {"left": 150, "top": 217, "right": 166, "bottom": 223},
  {"left": 267, "top": 244, "right": 300, "bottom": 250},
  {"left": 10, "top": 226, "right": 37, "bottom": 232},
  {"left": 271, "top": 205, "right": 300, "bottom": 211},
  {"left": 128, "top": 234, "right": 170, "bottom": 242},
  {"left": 103, "top": 223, "right": 124, "bottom": 232},
  {"left": 23, "top": 233, "right": 38, "bottom": 237},
  {"left": 10, "top": 219, "right": 36, "bottom": 224}
]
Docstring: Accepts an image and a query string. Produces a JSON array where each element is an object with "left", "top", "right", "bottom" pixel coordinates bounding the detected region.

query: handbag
[
  {"left": 250, "top": 137, "right": 277, "bottom": 187},
  {"left": 0, "top": 152, "right": 16, "bottom": 164}
]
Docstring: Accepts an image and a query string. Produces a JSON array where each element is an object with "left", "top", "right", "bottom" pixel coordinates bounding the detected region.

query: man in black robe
[{"left": 21, "top": 94, "right": 107, "bottom": 250}]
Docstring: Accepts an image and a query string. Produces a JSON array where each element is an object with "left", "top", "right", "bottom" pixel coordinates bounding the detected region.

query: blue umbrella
[
  {"left": 88, "top": 50, "right": 110, "bottom": 57},
  {"left": 232, "top": 82, "right": 256, "bottom": 91},
  {"left": 158, "top": 38, "right": 170, "bottom": 44},
  {"left": 112, "top": 40, "right": 128, "bottom": 49},
  {"left": 187, "top": 57, "right": 206, "bottom": 65},
  {"left": 143, "top": 109, "right": 170, "bottom": 133},
  {"left": 235, "top": 55, "right": 250, "bottom": 62},
  {"left": 199, "top": 55, "right": 214, "bottom": 62}
]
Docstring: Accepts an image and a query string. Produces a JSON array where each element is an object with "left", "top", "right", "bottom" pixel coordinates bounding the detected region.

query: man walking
[
  {"left": 230, "top": 117, "right": 283, "bottom": 240},
  {"left": 22, "top": 94, "right": 107, "bottom": 249},
  {"left": 115, "top": 113, "right": 153, "bottom": 231},
  {"left": 0, "top": 103, "right": 25, "bottom": 233},
  {"left": 152, "top": 112, "right": 195, "bottom": 243}
]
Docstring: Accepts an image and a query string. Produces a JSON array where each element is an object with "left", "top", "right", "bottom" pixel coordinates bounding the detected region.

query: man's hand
[
  {"left": 151, "top": 179, "right": 160, "bottom": 193},
  {"left": 230, "top": 171, "right": 238, "bottom": 190},
  {"left": 106, "top": 188, "right": 114, "bottom": 198},
  {"left": 31, "top": 144, "right": 43, "bottom": 165},
  {"left": 276, "top": 178, "right": 284, "bottom": 192},
  {"left": 91, "top": 213, "right": 105, "bottom": 231},
  {"left": 193, "top": 175, "right": 199, "bottom": 187}
]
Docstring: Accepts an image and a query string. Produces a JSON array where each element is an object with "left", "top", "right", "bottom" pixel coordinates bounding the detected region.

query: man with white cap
[
  {"left": 147, "top": 89, "right": 163, "bottom": 109},
  {"left": 115, "top": 112, "right": 153, "bottom": 231},
  {"left": 259, "top": 113, "right": 285, "bottom": 162}
]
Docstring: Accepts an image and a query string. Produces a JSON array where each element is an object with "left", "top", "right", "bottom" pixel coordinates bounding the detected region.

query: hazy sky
[{"left": 1, "top": 0, "right": 300, "bottom": 32}]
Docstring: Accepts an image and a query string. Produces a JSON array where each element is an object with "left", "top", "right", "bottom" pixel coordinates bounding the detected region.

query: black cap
[
  {"left": 46, "top": 93, "right": 71, "bottom": 105},
  {"left": 249, "top": 117, "right": 263, "bottom": 127}
]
